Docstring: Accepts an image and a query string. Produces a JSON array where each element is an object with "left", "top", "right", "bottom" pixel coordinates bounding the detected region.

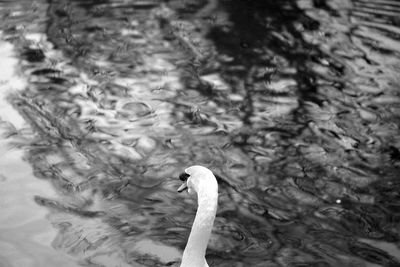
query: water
[{"left": 0, "top": 0, "right": 400, "bottom": 266}]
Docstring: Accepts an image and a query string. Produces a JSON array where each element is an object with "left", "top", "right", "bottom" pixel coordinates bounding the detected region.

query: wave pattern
[{"left": 0, "top": 0, "right": 400, "bottom": 266}]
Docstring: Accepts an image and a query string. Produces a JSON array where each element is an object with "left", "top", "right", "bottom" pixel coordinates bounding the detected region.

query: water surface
[{"left": 0, "top": 0, "right": 400, "bottom": 266}]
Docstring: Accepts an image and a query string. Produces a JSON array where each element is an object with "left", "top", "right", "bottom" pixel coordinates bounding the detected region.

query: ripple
[
  {"left": 118, "top": 101, "right": 152, "bottom": 118},
  {"left": 1, "top": 0, "right": 400, "bottom": 266}
]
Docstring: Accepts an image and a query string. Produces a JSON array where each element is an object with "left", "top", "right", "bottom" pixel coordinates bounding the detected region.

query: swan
[{"left": 177, "top": 165, "right": 219, "bottom": 267}]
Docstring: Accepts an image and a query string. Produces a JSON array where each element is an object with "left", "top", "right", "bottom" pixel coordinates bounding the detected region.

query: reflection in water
[
  {"left": 0, "top": 0, "right": 400, "bottom": 266},
  {"left": 0, "top": 39, "right": 81, "bottom": 267}
]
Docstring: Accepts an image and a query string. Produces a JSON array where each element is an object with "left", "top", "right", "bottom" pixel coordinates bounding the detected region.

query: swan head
[{"left": 177, "top": 165, "right": 218, "bottom": 195}]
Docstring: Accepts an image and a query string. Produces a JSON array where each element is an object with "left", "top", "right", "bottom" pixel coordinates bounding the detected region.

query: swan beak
[{"left": 177, "top": 181, "right": 188, "bottom": 193}]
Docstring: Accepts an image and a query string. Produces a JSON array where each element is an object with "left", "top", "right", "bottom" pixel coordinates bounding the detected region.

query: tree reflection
[{"left": 2, "top": 0, "right": 400, "bottom": 266}]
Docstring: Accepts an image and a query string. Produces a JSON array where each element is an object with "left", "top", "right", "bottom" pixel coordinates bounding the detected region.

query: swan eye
[{"left": 179, "top": 172, "right": 190, "bottom": 181}]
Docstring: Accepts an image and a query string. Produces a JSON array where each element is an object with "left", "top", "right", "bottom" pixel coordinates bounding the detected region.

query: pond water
[{"left": 1, "top": 0, "right": 400, "bottom": 266}]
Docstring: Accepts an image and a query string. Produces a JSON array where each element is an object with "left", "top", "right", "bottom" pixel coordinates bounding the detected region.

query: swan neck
[{"left": 180, "top": 187, "right": 218, "bottom": 267}]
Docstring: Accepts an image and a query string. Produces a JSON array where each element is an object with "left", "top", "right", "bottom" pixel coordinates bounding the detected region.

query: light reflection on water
[
  {"left": 0, "top": 39, "right": 81, "bottom": 267},
  {"left": 0, "top": 0, "right": 400, "bottom": 266}
]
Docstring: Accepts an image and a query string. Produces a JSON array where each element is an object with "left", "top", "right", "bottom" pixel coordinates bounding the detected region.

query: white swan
[{"left": 177, "top": 165, "right": 218, "bottom": 267}]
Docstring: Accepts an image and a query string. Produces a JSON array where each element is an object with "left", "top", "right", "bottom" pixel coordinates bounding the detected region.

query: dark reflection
[
  {"left": 1, "top": 0, "right": 400, "bottom": 266},
  {"left": 22, "top": 47, "right": 45, "bottom": 62}
]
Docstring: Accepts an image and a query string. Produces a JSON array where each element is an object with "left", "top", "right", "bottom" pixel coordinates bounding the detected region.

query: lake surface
[{"left": 1, "top": 0, "right": 400, "bottom": 266}]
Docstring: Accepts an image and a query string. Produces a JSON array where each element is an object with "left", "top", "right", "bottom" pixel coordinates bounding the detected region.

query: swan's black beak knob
[
  {"left": 177, "top": 172, "right": 190, "bottom": 193},
  {"left": 179, "top": 172, "right": 190, "bottom": 181}
]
